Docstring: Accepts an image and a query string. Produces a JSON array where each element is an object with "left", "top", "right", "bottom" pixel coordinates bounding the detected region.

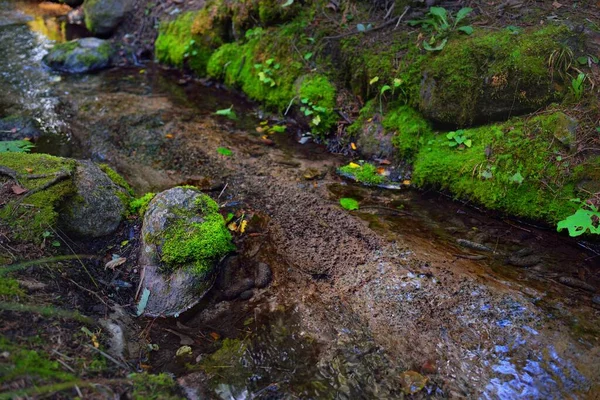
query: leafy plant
[
  {"left": 217, "top": 147, "right": 233, "bottom": 156},
  {"left": 300, "top": 97, "right": 327, "bottom": 127},
  {"left": 408, "top": 7, "right": 473, "bottom": 51},
  {"left": 557, "top": 199, "right": 600, "bottom": 237},
  {"left": 571, "top": 73, "right": 586, "bottom": 100},
  {"left": 215, "top": 106, "right": 238, "bottom": 120},
  {"left": 446, "top": 130, "right": 472, "bottom": 149},
  {"left": 183, "top": 39, "right": 198, "bottom": 59},
  {"left": 340, "top": 198, "right": 359, "bottom": 211},
  {"left": 510, "top": 171, "right": 524, "bottom": 185},
  {"left": 548, "top": 45, "right": 574, "bottom": 80},
  {"left": 372, "top": 77, "right": 405, "bottom": 113},
  {"left": 254, "top": 58, "right": 280, "bottom": 87},
  {"left": 0, "top": 140, "right": 34, "bottom": 153}
]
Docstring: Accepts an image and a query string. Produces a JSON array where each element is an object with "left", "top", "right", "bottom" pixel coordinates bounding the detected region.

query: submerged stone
[
  {"left": 137, "top": 187, "right": 234, "bottom": 317},
  {"left": 43, "top": 38, "right": 113, "bottom": 74}
]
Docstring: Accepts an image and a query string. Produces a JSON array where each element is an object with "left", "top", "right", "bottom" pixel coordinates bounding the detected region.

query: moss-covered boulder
[
  {"left": 59, "top": 160, "right": 130, "bottom": 237},
  {"left": 82, "top": 0, "right": 133, "bottom": 36},
  {"left": 414, "top": 26, "right": 574, "bottom": 126},
  {"left": 138, "top": 187, "right": 234, "bottom": 317},
  {"left": 43, "top": 38, "right": 113, "bottom": 74},
  {"left": 0, "top": 154, "right": 130, "bottom": 241}
]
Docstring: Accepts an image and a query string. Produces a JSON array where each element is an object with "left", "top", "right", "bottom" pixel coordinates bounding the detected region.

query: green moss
[
  {"left": 0, "top": 153, "right": 76, "bottom": 242},
  {"left": 0, "top": 278, "right": 24, "bottom": 297},
  {"left": 412, "top": 25, "right": 573, "bottom": 125},
  {"left": 298, "top": 74, "right": 337, "bottom": 136},
  {"left": 0, "top": 338, "right": 75, "bottom": 385},
  {"left": 160, "top": 193, "right": 233, "bottom": 276},
  {"left": 200, "top": 338, "right": 248, "bottom": 376},
  {"left": 129, "top": 192, "right": 156, "bottom": 216},
  {"left": 129, "top": 373, "right": 183, "bottom": 400},
  {"left": 384, "top": 105, "right": 431, "bottom": 160},
  {"left": 99, "top": 164, "right": 134, "bottom": 195},
  {"left": 339, "top": 162, "right": 385, "bottom": 185},
  {"left": 411, "top": 112, "right": 584, "bottom": 222}
]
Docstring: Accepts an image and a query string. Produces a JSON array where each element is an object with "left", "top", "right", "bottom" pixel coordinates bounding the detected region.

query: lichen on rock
[{"left": 43, "top": 38, "right": 113, "bottom": 74}]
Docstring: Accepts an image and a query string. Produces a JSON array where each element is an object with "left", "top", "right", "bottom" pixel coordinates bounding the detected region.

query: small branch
[{"left": 20, "top": 169, "right": 71, "bottom": 200}]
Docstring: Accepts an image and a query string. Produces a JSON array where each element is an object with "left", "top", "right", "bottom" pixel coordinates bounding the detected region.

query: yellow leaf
[
  {"left": 348, "top": 162, "right": 360, "bottom": 169},
  {"left": 260, "top": 120, "right": 269, "bottom": 126},
  {"left": 165, "top": 133, "right": 173, "bottom": 139},
  {"left": 403, "top": 180, "right": 411, "bottom": 186},
  {"left": 350, "top": 142, "right": 357, "bottom": 150},
  {"left": 25, "top": 168, "right": 33, "bottom": 173},
  {"left": 367, "top": 118, "right": 373, "bottom": 123},
  {"left": 240, "top": 220, "right": 248, "bottom": 233},
  {"left": 139, "top": 69, "right": 146, "bottom": 74},
  {"left": 210, "top": 332, "right": 220, "bottom": 340},
  {"left": 228, "top": 222, "right": 238, "bottom": 231}
]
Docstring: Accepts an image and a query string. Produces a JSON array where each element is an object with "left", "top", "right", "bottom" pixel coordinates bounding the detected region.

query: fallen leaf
[
  {"left": 210, "top": 332, "right": 221, "bottom": 340},
  {"left": 228, "top": 221, "right": 238, "bottom": 231},
  {"left": 403, "top": 180, "right": 411, "bottom": 186},
  {"left": 25, "top": 168, "right": 33, "bottom": 173},
  {"left": 240, "top": 220, "right": 248, "bottom": 233},
  {"left": 175, "top": 345, "right": 192, "bottom": 357},
  {"left": 105, "top": 257, "right": 127, "bottom": 270},
  {"left": 165, "top": 133, "right": 174, "bottom": 139},
  {"left": 11, "top": 185, "right": 28, "bottom": 195},
  {"left": 350, "top": 142, "right": 357, "bottom": 150},
  {"left": 260, "top": 136, "right": 275, "bottom": 146},
  {"left": 256, "top": 126, "right": 266, "bottom": 133},
  {"left": 378, "top": 159, "right": 391, "bottom": 165},
  {"left": 377, "top": 167, "right": 386, "bottom": 175},
  {"left": 348, "top": 162, "right": 360, "bottom": 169},
  {"left": 552, "top": 1, "right": 562, "bottom": 7}
]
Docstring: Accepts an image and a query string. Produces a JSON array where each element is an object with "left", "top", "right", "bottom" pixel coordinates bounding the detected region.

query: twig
[
  {"left": 20, "top": 169, "right": 71, "bottom": 200},
  {"left": 284, "top": 96, "right": 298, "bottom": 115},
  {"left": 217, "top": 182, "right": 228, "bottom": 200},
  {"left": 0, "top": 166, "right": 18, "bottom": 182},
  {"left": 84, "top": 344, "right": 131, "bottom": 371},
  {"left": 394, "top": 6, "right": 410, "bottom": 30},
  {"left": 0, "top": 301, "right": 95, "bottom": 325},
  {"left": 0, "top": 254, "right": 99, "bottom": 275},
  {"left": 68, "top": 278, "right": 108, "bottom": 307}
]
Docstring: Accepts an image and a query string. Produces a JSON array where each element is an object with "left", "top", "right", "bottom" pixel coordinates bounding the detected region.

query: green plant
[
  {"left": 0, "top": 140, "right": 34, "bottom": 153},
  {"left": 408, "top": 7, "right": 473, "bottom": 51},
  {"left": 557, "top": 199, "right": 600, "bottom": 236},
  {"left": 183, "top": 39, "right": 198, "bottom": 59},
  {"left": 373, "top": 77, "right": 405, "bottom": 113},
  {"left": 340, "top": 198, "right": 359, "bottom": 210},
  {"left": 214, "top": 106, "right": 237, "bottom": 120},
  {"left": 571, "top": 73, "right": 586, "bottom": 100},
  {"left": 217, "top": 147, "right": 233, "bottom": 156},
  {"left": 446, "top": 130, "right": 472, "bottom": 149},
  {"left": 253, "top": 58, "right": 280, "bottom": 87},
  {"left": 300, "top": 97, "right": 327, "bottom": 128}
]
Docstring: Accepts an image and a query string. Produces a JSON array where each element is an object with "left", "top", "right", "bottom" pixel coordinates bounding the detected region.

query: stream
[{"left": 2, "top": 2, "right": 600, "bottom": 399}]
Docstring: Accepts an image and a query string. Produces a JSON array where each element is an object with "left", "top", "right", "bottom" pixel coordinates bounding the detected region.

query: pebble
[
  {"left": 593, "top": 295, "right": 600, "bottom": 305},
  {"left": 558, "top": 277, "right": 596, "bottom": 292},
  {"left": 507, "top": 254, "right": 541, "bottom": 268},
  {"left": 255, "top": 262, "right": 273, "bottom": 288},
  {"left": 223, "top": 278, "right": 254, "bottom": 300},
  {"left": 239, "top": 289, "right": 254, "bottom": 300}
]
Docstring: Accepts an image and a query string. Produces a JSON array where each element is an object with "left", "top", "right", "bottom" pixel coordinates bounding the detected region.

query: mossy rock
[
  {"left": 83, "top": 0, "right": 133, "bottom": 36},
  {"left": 0, "top": 154, "right": 130, "bottom": 241},
  {"left": 138, "top": 187, "right": 234, "bottom": 317},
  {"left": 414, "top": 25, "right": 576, "bottom": 126},
  {"left": 43, "top": 38, "right": 113, "bottom": 74},
  {"left": 409, "top": 111, "right": 588, "bottom": 223}
]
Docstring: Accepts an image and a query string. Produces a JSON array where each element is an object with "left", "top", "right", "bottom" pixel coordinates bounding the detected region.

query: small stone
[
  {"left": 592, "top": 295, "right": 600, "bottom": 305},
  {"left": 558, "top": 277, "right": 596, "bottom": 292},
  {"left": 254, "top": 262, "right": 273, "bottom": 288},
  {"left": 239, "top": 289, "right": 253, "bottom": 300},
  {"left": 507, "top": 254, "right": 541, "bottom": 268},
  {"left": 223, "top": 278, "right": 255, "bottom": 300}
]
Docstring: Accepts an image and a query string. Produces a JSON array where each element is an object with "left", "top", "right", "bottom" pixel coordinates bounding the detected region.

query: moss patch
[
  {"left": 384, "top": 105, "right": 431, "bottom": 160},
  {"left": 411, "top": 112, "right": 588, "bottom": 222},
  {"left": 160, "top": 193, "right": 234, "bottom": 276},
  {"left": 339, "top": 162, "right": 385, "bottom": 185},
  {"left": 129, "top": 373, "right": 183, "bottom": 400},
  {"left": 130, "top": 192, "right": 156, "bottom": 216},
  {"left": 0, "top": 153, "right": 76, "bottom": 242}
]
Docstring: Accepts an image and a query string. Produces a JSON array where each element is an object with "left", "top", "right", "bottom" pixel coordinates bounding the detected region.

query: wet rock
[
  {"left": 558, "top": 277, "right": 596, "bottom": 292},
  {"left": 239, "top": 289, "right": 254, "bottom": 300},
  {"left": 457, "top": 239, "right": 492, "bottom": 252},
  {"left": 215, "top": 256, "right": 240, "bottom": 290},
  {"left": 223, "top": 278, "right": 254, "bottom": 300},
  {"left": 98, "top": 305, "right": 142, "bottom": 360},
  {"left": 137, "top": 187, "right": 233, "bottom": 317},
  {"left": 67, "top": 7, "right": 85, "bottom": 25},
  {"left": 59, "top": 160, "right": 127, "bottom": 237},
  {"left": 43, "top": 38, "right": 113, "bottom": 74},
  {"left": 507, "top": 254, "right": 541, "bottom": 268},
  {"left": 0, "top": 116, "right": 42, "bottom": 141},
  {"left": 355, "top": 114, "right": 395, "bottom": 159},
  {"left": 254, "top": 262, "right": 273, "bottom": 288},
  {"left": 593, "top": 295, "right": 600, "bottom": 305},
  {"left": 552, "top": 113, "right": 578, "bottom": 151},
  {"left": 83, "top": 0, "right": 133, "bottom": 36}
]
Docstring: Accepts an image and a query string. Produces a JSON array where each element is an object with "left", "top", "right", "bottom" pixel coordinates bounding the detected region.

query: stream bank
[{"left": 1, "top": 1, "right": 600, "bottom": 399}]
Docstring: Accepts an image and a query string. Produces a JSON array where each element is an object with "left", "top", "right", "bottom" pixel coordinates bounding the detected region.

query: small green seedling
[
  {"left": 446, "top": 130, "right": 472, "bottom": 149},
  {"left": 254, "top": 58, "right": 280, "bottom": 87},
  {"left": 0, "top": 140, "right": 34, "bottom": 153},
  {"left": 510, "top": 171, "right": 524, "bottom": 185},
  {"left": 215, "top": 106, "right": 238, "bottom": 120},
  {"left": 340, "top": 198, "right": 359, "bottom": 211},
  {"left": 300, "top": 98, "right": 327, "bottom": 127},
  {"left": 571, "top": 73, "right": 586, "bottom": 100},
  {"left": 217, "top": 147, "right": 233, "bottom": 156},
  {"left": 408, "top": 7, "right": 473, "bottom": 51},
  {"left": 557, "top": 199, "right": 600, "bottom": 237}
]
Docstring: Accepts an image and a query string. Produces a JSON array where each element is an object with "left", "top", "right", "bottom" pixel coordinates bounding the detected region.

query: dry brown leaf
[
  {"left": 105, "top": 257, "right": 127, "bottom": 270},
  {"left": 11, "top": 185, "right": 28, "bottom": 195}
]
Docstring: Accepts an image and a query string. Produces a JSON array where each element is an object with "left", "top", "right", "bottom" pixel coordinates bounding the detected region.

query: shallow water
[{"left": 1, "top": 2, "right": 599, "bottom": 399}]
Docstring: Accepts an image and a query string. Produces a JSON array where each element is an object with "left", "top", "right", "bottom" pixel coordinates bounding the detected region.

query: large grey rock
[
  {"left": 137, "top": 187, "right": 233, "bottom": 317},
  {"left": 43, "top": 38, "right": 113, "bottom": 74},
  {"left": 83, "top": 0, "right": 133, "bottom": 37},
  {"left": 59, "top": 160, "right": 127, "bottom": 237}
]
